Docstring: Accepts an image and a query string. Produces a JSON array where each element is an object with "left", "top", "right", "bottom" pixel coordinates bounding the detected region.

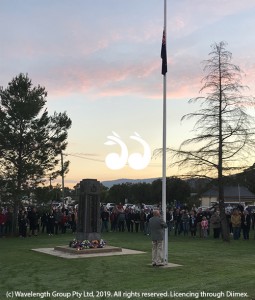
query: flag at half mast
[{"left": 161, "top": 30, "right": 167, "bottom": 75}]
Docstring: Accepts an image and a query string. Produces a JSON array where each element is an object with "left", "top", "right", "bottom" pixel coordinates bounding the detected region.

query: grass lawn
[{"left": 0, "top": 231, "right": 255, "bottom": 300}]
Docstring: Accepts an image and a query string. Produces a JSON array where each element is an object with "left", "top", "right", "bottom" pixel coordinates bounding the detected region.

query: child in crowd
[
  {"left": 201, "top": 216, "right": 209, "bottom": 238},
  {"left": 189, "top": 211, "right": 197, "bottom": 237}
]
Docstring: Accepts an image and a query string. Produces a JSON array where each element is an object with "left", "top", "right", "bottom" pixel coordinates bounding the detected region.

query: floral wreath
[{"left": 69, "top": 239, "right": 106, "bottom": 250}]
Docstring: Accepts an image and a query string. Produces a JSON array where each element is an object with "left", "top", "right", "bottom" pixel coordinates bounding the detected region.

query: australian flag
[{"left": 161, "top": 30, "right": 167, "bottom": 75}]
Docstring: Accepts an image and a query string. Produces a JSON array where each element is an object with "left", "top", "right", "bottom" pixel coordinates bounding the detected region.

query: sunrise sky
[{"left": 1, "top": 0, "right": 255, "bottom": 188}]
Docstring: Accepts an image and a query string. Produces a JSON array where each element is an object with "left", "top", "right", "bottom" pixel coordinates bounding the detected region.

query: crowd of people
[
  {"left": 173, "top": 206, "right": 254, "bottom": 240},
  {"left": 17, "top": 206, "right": 78, "bottom": 237},
  {"left": 100, "top": 203, "right": 255, "bottom": 240},
  {"left": 0, "top": 207, "right": 13, "bottom": 237},
  {"left": 0, "top": 202, "right": 254, "bottom": 240}
]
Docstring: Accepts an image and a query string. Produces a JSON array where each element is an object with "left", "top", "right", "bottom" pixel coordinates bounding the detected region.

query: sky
[{"left": 1, "top": 0, "right": 255, "bottom": 188}]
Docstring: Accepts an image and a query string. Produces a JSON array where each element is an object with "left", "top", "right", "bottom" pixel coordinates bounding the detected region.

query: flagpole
[{"left": 162, "top": 0, "right": 168, "bottom": 265}]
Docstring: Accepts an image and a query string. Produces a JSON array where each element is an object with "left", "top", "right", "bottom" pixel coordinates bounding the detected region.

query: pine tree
[
  {"left": 170, "top": 42, "right": 255, "bottom": 241},
  {"left": 0, "top": 73, "right": 72, "bottom": 233}
]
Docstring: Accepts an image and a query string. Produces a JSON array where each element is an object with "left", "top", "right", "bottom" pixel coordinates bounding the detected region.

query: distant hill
[{"left": 101, "top": 178, "right": 159, "bottom": 188}]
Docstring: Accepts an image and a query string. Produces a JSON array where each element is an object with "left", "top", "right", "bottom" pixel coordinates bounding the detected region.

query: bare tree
[{"left": 169, "top": 41, "right": 255, "bottom": 241}]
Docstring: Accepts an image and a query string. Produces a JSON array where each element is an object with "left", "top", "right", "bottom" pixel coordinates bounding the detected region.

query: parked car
[
  {"left": 245, "top": 205, "right": 255, "bottom": 213},
  {"left": 124, "top": 203, "right": 135, "bottom": 210},
  {"left": 106, "top": 203, "right": 116, "bottom": 210},
  {"left": 141, "top": 204, "right": 154, "bottom": 212}
]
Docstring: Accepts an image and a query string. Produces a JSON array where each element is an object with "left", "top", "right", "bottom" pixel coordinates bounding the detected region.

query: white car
[
  {"left": 124, "top": 203, "right": 135, "bottom": 210},
  {"left": 106, "top": 203, "right": 116, "bottom": 210}
]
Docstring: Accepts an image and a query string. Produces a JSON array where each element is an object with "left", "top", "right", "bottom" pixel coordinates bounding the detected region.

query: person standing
[
  {"left": 117, "top": 208, "right": 125, "bottom": 232},
  {"left": 125, "top": 208, "right": 132, "bottom": 232},
  {"left": 201, "top": 216, "right": 209, "bottom": 238},
  {"left": 101, "top": 207, "right": 110, "bottom": 232},
  {"left": 241, "top": 210, "right": 251, "bottom": 240},
  {"left": 110, "top": 208, "right": 118, "bottom": 232},
  {"left": 54, "top": 208, "right": 62, "bottom": 235},
  {"left": 134, "top": 210, "right": 140, "bottom": 233},
  {"left": 210, "top": 210, "right": 221, "bottom": 239},
  {"left": 189, "top": 210, "right": 197, "bottom": 237},
  {"left": 166, "top": 208, "right": 173, "bottom": 234},
  {"left": 231, "top": 209, "right": 241, "bottom": 240},
  {"left": 41, "top": 211, "right": 48, "bottom": 233},
  {"left": 70, "top": 208, "right": 77, "bottom": 234},
  {"left": 203, "top": 208, "right": 212, "bottom": 236},
  {"left": 18, "top": 210, "right": 28, "bottom": 238},
  {"left": 0, "top": 208, "right": 7, "bottom": 237},
  {"left": 47, "top": 209, "right": 56, "bottom": 235},
  {"left": 129, "top": 209, "right": 135, "bottom": 233},
  {"left": 60, "top": 210, "right": 68, "bottom": 234},
  {"left": 5, "top": 208, "right": 13, "bottom": 236},
  {"left": 181, "top": 210, "right": 190, "bottom": 236},
  {"left": 144, "top": 209, "right": 153, "bottom": 235},
  {"left": 173, "top": 209, "right": 182, "bottom": 236},
  {"left": 149, "top": 210, "right": 167, "bottom": 267},
  {"left": 27, "top": 207, "right": 39, "bottom": 236},
  {"left": 140, "top": 209, "right": 146, "bottom": 233},
  {"left": 196, "top": 208, "right": 203, "bottom": 238}
]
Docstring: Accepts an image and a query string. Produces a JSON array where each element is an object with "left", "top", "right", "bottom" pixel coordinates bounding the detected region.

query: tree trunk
[
  {"left": 218, "top": 191, "right": 230, "bottom": 242},
  {"left": 12, "top": 202, "right": 19, "bottom": 236},
  {"left": 218, "top": 174, "right": 230, "bottom": 241},
  {"left": 218, "top": 52, "right": 230, "bottom": 242}
]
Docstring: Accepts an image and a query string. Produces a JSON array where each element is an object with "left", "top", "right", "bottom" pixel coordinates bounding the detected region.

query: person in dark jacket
[
  {"left": 149, "top": 210, "right": 167, "bottom": 267},
  {"left": 134, "top": 210, "right": 141, "bottom": 233},
  {"left": 4, "top": 208, "right": 13, "bottom": 236},
  {"left": 173, "top": 209, "right": 182, "bottom": 236},
  {"left": 41, "top": 211, "right": 48, "bottom": 233},
  {"left": 196, "top": 208, "right": 203, "bottom": 238},
  {"left": 110, "top": 208, "right": 118, "bottom": 232},
  {"left": 47, "top": 209, "right": 56, "bottom": 235},
  {"left": 189, "top": 210, "right": 197, "bottom": 237},
  {"left": 18, "top": 210, "right": 28, "bottom": 238},
  {"left": 0, "top": 209, "right": 7, "bottom": 237},
  {"left": 181, "top": 210, "right": 190, "bottom": 236},
  {"left": 27, "top": 207, "right": 39, "bottom": 236},
  {"left": 54, "top": 208, "right": 62, "bottom": 235},
  {"left": 241, "top": 210, "right": 251, "bottom": 240},
  {"left": 117, "top": 209, "right": 125, "bottom": 232},
  {"left": 101, "top": 207, "right": 110, "bottom": 232},
  {"left": 125, "top": 208, "right": 132, "bottom": 232}
]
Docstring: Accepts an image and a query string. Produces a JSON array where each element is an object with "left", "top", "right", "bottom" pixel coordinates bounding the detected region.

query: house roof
[{"left": 202, "top": 186, "right": 255, "bottom": 199}]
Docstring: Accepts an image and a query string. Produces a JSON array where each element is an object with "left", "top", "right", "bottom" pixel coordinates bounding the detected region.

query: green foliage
[
  {"left": 99, "top": 183, "right": 109, "bottom": 204},
  {"left": 0, "top": 73, "right": 72, "bottom": 207},
  {"left": 233, "top": 164, "right": 255, "bottom": 195},
  {"left": 107, "top": 183, "right": 133, "bottom": 204},
  {"left": 105, "top": 177, "right": 191, "bottom": 207}
]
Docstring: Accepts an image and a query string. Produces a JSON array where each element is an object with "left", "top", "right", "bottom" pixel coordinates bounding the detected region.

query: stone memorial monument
[
  {"left": 76, "top": 178, "right": 101, "bottom": 241},
  {"left": 54, "top": 178, "right": 122, "bottom": 255}
]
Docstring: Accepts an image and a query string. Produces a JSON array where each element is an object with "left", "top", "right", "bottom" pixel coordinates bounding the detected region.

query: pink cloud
[
  {"left": 4, "top": 18, "right": 255, "bottom": 104},
  {"left": 31, "top": 52, "right": 204, "bottom": 103},
  {"left": 33, "top": 55, "right": 161, "bottom": 98}
]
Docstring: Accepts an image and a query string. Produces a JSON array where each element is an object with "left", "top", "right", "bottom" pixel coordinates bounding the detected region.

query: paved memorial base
[
  {"left": 32, "top": 246, "right": 145, "bottom": 259},
  {"left": 54, "top": 245, "right": 122, "bottom": 255},
  {"left": 32, "top": 246, "right": 182, "bottom": 267}
]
